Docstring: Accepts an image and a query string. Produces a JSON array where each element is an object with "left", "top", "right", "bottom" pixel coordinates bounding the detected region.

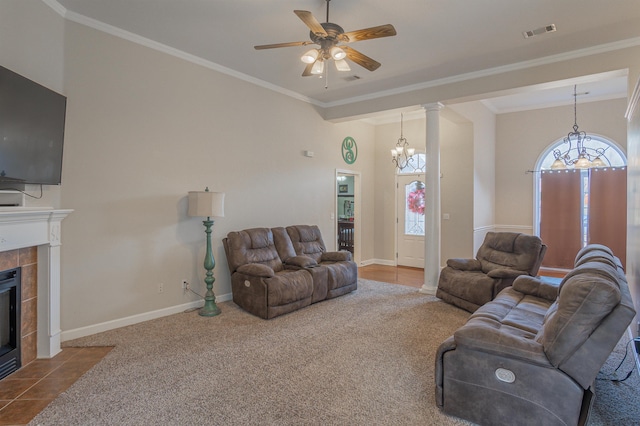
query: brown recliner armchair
[
  {"left": 436, "top": 232, "right": 546, "bottom": 312},
  {"left": 223, "top": 227, "right": 314, "bottom": 319}
]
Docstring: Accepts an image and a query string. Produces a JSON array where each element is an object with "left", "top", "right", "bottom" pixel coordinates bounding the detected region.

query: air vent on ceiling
[
  {"left": 523, "top": 24, "right": 556, "bottom": 39},
  {"left": 343, "top": 75, "right": 362, "bottom": 82}
]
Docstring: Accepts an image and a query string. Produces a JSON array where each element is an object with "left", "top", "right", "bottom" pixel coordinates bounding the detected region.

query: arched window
[
  {"left": 535, "top": 135, "right": 627, "bottom": 269},
  {"left": 538, "top": 135, "right": 626, "bottom": 169},
  {"left": 397, "top": 152, "right": 426, "bottom": 174}
]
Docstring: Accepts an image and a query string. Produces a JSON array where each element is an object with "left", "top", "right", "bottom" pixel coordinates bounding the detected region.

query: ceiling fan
[{"left": 254, "top": 0, "right": 396, "bottom": 77}]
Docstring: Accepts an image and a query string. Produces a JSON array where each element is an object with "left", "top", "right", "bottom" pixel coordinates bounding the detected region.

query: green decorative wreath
[{"left": 341, "top": 137, "right": 357, "bottom": 164}]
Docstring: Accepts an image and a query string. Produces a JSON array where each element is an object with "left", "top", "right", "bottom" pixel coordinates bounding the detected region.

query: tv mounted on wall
[{"left": 0, "top": 65, "right": 66, "bottom": 187}]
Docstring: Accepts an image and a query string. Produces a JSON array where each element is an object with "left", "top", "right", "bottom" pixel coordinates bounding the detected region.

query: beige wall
[
  {"left": 373, "top": 113, "right": 473, "bottom": 264},
  {"left": 0, "top": 0, "right": 65, "bottom": 208},
  {"left": 57, "top": 19, "right": 378, "bottom": 331},
  {"left": 440, "top": 117, "right": 474, "bottom": 261},
  {"left": 496, "top": 98, "right": 628, "bottom": 234},
  {"left": 448, "top": 102, "right": 496, "bottom": 253}
]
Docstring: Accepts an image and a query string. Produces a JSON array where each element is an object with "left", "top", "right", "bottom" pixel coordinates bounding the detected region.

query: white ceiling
[{"left": 51, "top": 0, "right": 640, "bottom": 114}]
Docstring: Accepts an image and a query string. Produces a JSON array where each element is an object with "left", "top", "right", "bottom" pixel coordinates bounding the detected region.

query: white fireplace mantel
[{"left": 0, "top": 207, "right": 72, "bottom": 358}]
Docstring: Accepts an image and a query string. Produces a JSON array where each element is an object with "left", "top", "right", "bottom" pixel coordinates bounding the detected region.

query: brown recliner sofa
[
  {"left": 435, "top": 244, "right": 636, "bottom": 425},
  {"left": 436, "top": 231, "right": 547, "bottom": 312},
  {"left": 223, "top": 226, "right": 357, "bottom": 319},
  {"left": 282, "top": 225, "right": 357, "bottom": 299}
]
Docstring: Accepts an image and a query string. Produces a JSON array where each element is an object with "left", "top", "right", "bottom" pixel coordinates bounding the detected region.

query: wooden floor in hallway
[
  {"left": 358, "top": 264, "right": 566, "bottom": 289},
  {"left": 358, "top": 264, "right": 424, "bottom": 288}
]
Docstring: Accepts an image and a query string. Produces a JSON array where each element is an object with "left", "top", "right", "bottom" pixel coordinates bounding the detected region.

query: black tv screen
[{"left": 0, "top": 65, "right": 66, "bottom": 185}]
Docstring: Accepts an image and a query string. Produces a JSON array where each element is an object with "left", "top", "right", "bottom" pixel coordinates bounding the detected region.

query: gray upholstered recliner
[
  {"left": 436, "top": 232, "right": 547, "bottom": 312},
  {"left": 223, "top": 227, "right": 314, "bottom": 319},
  {"left": 282, "top": 225, "right": 357, "bottom": 299},
  {"left": 435, "top": 244, "right": 636, "bottom": 426}
]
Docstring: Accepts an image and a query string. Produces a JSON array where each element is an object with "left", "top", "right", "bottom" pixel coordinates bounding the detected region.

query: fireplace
[
  {"left": 0, "top": 267, "right": 20, "bottom": 379},
  {"left": 0, "top": 207, "right": 72, "bottom": 364}
]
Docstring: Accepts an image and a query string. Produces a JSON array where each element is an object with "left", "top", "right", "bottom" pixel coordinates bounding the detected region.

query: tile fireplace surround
[{"left": 0, "top": 208, "right": 72, "bottom": 364}]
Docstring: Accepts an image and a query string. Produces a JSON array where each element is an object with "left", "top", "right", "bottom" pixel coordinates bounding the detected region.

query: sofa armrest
[
  {"left": 446, "top": 258, "right": 481, "bottom": 271},
  {"left": 321, "top": 251, "right": 352, "bottom": 262},
  {"left": 236, "top": 263, "right": 275, "bottom": 278},
  {"left": 284, "top": 256, "right": 318, "bottom": 268},
  {"left": 512, "top": 275, "right": 558, "bottom": 301},
  {"left": 454, "top": 318, "right": 551, "bottom": 367},
  {"left": 487, "top": 268, "right": 529, "bottom": 279}
]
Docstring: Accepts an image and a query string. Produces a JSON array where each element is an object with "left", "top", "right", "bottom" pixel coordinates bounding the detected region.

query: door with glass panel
[{"left": 397, "top": 175, "right": 425, "bottom": 267}]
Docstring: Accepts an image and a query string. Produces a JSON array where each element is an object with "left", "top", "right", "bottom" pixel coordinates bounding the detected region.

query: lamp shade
[{"left": 188, "top": 190, "right": 225, "bottom": 218}]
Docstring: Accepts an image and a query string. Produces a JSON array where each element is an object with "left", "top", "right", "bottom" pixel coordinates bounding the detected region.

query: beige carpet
[{"left": 29, "top": 279, "right": 637, "bottom": 425}]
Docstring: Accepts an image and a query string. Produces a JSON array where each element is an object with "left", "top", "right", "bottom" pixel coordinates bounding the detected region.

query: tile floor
[{"left": 0, "top": 346, "right": 113, "bottom": 425}]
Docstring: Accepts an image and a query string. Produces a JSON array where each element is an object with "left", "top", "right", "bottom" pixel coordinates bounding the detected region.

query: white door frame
[{"left": 336, "top": 169, "right": 361, "bottom": 265}]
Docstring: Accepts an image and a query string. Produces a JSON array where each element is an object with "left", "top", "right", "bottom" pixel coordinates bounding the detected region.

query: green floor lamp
[{"left": 188, "top": 187, "right": 225, "bottom": 317}]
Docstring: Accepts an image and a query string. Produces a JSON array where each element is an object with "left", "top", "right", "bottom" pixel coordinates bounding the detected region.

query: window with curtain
[{"left": 538, "top": 136, "right": 626, "bottom": 269}]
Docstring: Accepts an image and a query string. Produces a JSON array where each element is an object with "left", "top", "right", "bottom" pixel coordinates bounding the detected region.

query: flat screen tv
[{"left": 0, "top": 65, "right": 66, "bottom": 186}]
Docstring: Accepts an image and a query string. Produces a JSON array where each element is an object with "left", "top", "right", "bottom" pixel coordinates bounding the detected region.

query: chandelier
[
  {"left": 550, "top": 85, "right": 607, "bottom": 169},
  {"left": 391, "top": 113, "right": 415, "bottom": 170}
]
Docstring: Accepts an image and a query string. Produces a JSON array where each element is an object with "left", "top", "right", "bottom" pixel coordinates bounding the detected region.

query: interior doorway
[{"left": 336, "top": 170, "right": 361, "bottom": 265}]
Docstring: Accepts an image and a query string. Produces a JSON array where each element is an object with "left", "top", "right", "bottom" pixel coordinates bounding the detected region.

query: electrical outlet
[{"left": 158, "top": 283, "right": 164, "bottom": 293}]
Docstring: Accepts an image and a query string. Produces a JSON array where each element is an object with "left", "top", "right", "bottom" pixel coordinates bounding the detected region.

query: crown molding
[
  {"left": 323, "top": 37, "right": 640, "bottom": 108},
  {"left": 42, "top": 1, "right": 323, "bottom": 107},
  {"left": 42, "top": 1, "right": 640, "bottom": 112}
]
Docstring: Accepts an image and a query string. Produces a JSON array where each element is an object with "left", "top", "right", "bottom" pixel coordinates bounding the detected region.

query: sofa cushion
[
  {"left": 472, "top": 287, "right": 552, "bottom": 335},
  {"left": 286, "top": 225, "right": 326, "bottom": 263},
  {"left": 225, "top": 228, "right": 284, "bottom": 273},
  {"left": 266, "top": 270, "right": 314, "bottom": 307},
  {"left": 537, "top": 262, "right": 621, "bottom": 368},
  {"left": 476, "top": 232, "right": 544, "bottom": 275},
  {"left": 437, "top": 268, "right": 499, "bottom": 309},
  {"left": 512, "top": 275, "right": 558, "bottom": 301},
  {"left": 237, "top": 263, "right": 275, "bottom": 277}
]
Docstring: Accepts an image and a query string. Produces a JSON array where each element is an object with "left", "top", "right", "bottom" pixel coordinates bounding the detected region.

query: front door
[{"left": 397, "top": 174, "right": 425, "bottom": 267}]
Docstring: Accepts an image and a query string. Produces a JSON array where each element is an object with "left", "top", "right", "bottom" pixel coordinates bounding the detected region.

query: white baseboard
[
  {"left": 61, "top": 292, "right": 233, "bottom": 342},
  {"left": 359, "top": 258, "right": 396, "bottom": 267}
]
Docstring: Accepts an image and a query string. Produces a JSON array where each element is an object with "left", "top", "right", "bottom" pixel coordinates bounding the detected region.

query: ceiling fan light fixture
[
  {"left": 334, "top": 59, "right": 351, "bottom": 71},
  {"left": 301, "top": 49, "right": 319, "bottom": 64},
  {"left": 330, "top": 46, "right": 346, "bottom": 60},
  {"left": 311, "top": 59, "right": 325, "bottom": 75}
]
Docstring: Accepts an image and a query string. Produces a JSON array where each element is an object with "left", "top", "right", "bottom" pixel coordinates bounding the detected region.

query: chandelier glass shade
[
  {"left": 391, "top": 113, "right": 416, "bottom": 171},
  {"left": 550, "top": 85, "right": 607, "bottom": 170},
  {"left": 301, "top": 46, "right": 350, "bottom": 73}
]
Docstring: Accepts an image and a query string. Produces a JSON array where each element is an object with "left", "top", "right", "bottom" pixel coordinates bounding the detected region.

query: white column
[{"left": 420, "top": 103, "right": 444, "bottom": 295}]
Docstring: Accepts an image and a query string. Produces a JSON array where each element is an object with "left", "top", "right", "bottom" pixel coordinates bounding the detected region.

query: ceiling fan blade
[
  {"left": 294, "top": 10, "right": 328, "bottom": 37},
  {"left": 254, "top": 41, "right": 312, "bottom": 50},
  {"left": 343, "top": 46, "right": 381, "bottom": 71},
  {"left": 340, "top": 24, "right": 397, "bottom": 43},
  {"left": 302, "top": 63, "right": 314, "bottom": 77}
]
